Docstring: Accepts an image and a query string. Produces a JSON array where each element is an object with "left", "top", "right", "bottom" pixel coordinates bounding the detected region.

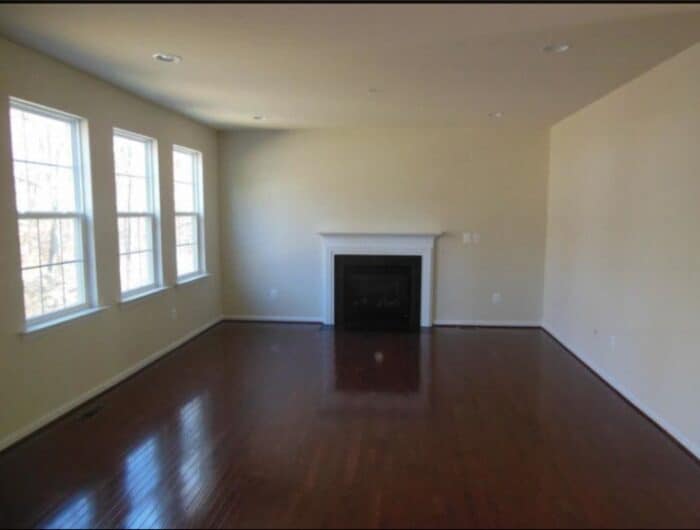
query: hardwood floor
[{"left": 1, "top": 322, "right": 699, "bottom": 528}]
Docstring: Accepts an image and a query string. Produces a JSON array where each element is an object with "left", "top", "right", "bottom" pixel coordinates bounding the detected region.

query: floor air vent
[{"left": 75, "top": 404, "right": 104, "bottom": 422}]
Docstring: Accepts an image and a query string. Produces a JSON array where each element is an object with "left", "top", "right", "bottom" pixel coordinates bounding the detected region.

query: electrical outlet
[
  {"left": 462, "top": 232, "right": 472, "bottom": 245},
  {"left": 492, "top": 292, "right": 502, "bottom": 304},
  {"left": 170, "top": 307, "right": 177, "bottom": 320},
  {"left": 269, "top": 288, "right": 279, "bottom": 300},
  {"left": 610, "top": 335, "right": 617, "bottom": 351}
]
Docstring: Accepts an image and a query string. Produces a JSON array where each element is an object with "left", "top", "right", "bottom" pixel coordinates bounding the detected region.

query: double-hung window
[
  {"left": 173, "top": 146, "right": 205, "bottom": 281},
  {"left": 9, "top": 98, "right": 94, "bottom": 326},
  {"left": 113, "top": 129, "right": 161, "bottom": 298}
]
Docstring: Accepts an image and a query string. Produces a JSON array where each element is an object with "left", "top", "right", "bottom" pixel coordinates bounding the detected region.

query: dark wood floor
[{"left": 1, "top": 323, "right": 699, "bottom": 529}]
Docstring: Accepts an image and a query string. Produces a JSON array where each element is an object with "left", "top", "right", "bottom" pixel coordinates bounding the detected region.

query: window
[
  {"left": 113, "top": 130, "right": 161, "bottom": 298},
  {"left": 9, "top": 98, "right": 94, "bottom": 325},
  {"left": 173, "top": 146, "right": 204, "bottom": 280}
]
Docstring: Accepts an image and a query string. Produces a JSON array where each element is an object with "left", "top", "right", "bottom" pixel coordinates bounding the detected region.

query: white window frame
[
  {"left": 113, "top": 128, "right": 163, "bottom": 300},
  {"left": 173, "top": 145, "right": 206, "bottom": 282},
  {"left": 9, "top": 97, "right": 96, "bottom": 328}
]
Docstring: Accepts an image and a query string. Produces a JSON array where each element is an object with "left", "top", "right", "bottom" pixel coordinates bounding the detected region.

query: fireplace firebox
[{"left": 334, "top": 255, "right": 421, "bottom": 331}]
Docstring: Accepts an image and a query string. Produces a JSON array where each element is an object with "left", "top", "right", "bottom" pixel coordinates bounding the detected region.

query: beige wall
[
  {"left": 219, "top": 127, "right": 549, "bottom": 324},
  {"left": 543, "top": 43, "right": 700, "bottom": 457},
  {"left": 0, "top": 38, "right": 222, "bottom": 448}
]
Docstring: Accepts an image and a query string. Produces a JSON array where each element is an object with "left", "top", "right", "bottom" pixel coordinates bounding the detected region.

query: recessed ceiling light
[
  {"left": 543, "top": 43, "right": 570, "bottom": 54},
  {"left": 489, "top": 111, "right": 503, "bottom": 119},
  {"left": 152, "top": 52, "right": 182, "bottom": 64}
]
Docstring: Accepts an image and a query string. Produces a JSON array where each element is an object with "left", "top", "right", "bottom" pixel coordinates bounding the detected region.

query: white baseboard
[
  {"left": 222, "top": 314, "right": 323, "bottom": 324},
  {"left": 0, "top": 316, "right": 223, "bottom": 453},
  {"left": 224, "top": 316, "right": 539, "bottom": 327},
  {"left": 541, "top": 321, "right": 700, "bottom": 461},
  {"left": 433, "top": 319, "right": 541, "bottom": 327},
  {"left": 223, "top": 316, "right": 539, "bottom": 328}
]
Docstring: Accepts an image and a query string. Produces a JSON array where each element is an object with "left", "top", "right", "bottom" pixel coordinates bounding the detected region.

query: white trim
[
  {"left": 542, "top": 321, "right": 700, "bottom": 461},
  {"left": 1, "top": 316, "right": 223, "bottom": 452},
  {"left": 119, "top": 286, "right": 170, "bottom": 307},
  {"left": 175, "top": 272, "right": 211, "bottom": 287},
  {"left": 173, "top": 145, "right": 206, "bottom": 278},
  {"left": 319, "top": 231, "right": 443, "bottom": 238},
  {"left": 10, "top": 99, "right": 96, "bottom": 323},
  {"left": 320, "top": 232, "right": 442, "bottom": 328},
  {"left": 114, "top": 129, "right": 162, "bottom": 295},
  {"left": 221, "top": 315, "right": 540, "bottom": 327},
  {"left": 433, "top": 319, "right": 541, "bottom": 327},
  {"left": 21, "top": 305, "right": 109, "bottom": 335},
  {"left": 222, "top": 314, "right": 322, "bottom": 323}
]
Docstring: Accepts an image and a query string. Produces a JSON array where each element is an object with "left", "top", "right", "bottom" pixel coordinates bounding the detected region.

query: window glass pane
[
  {"left": 41, "top": 264, "right": 65, "bottom": 313},
  {"left": 114, "top": 135, "right": 147, "bottom": 176},
  {"left": 120, "top": 251, "right": 154, "bottom": 293},
  {"left": 177, "top": 245, "right": 197, "bottom": 277},
  {"left": 22, "top": 268, "right": 42, "bottom": 319},
  {"left": 174, "top": 181, "right": 194, "bottom": 212},
  {"left": 13, "top": 162, "right": 76, "bottom": 213},
  {"left": 18, "top": 218, "right": 40, "bottom": 268},
  {"left": 176, "top": 215, "right": 197, "bottom": 246},
  {"left": 10, "top": 107, "right": 73, "bottom": 166},
  {"left": 10, "top": 107, "right": 28, "bottom": 161},
  {"left": 60, "top": 218, "right": 81, "bottom": 262},
  {"left": 38, "top": 218, "right": 64, "bottom": 266},
  {"left": 116, "top": 174, "right": 148, "bottom": 213},
  {"left": 173, "top": 150, "right": 194, "bottom": 184},
  {"left": 118, "top": 216, "right": 153, "bottom": 254},
  {"left": 63, "top": 262, "right": 84, "bottom": 308},
  {"left": 19, "top": 217, "right": 85, "bottom": 319},
  {"left": 19, "top": 218, "right": 81, "bottom": 269}
]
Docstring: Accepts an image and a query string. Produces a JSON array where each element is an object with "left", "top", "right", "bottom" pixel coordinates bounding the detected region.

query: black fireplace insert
[{"left": 334, "top": 254, "right": 421, "bottom": 331}]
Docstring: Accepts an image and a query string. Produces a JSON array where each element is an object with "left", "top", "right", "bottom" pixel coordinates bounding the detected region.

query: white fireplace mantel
[{"left": 319, "top": 232, "right": 442, "bottom": 327}]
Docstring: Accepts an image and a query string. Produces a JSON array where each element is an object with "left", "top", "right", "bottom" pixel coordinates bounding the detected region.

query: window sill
[
  {"left": 120, "top": 286, "right": 170, "bottom": 307},
  {"left": 21, "top": 306, "right": 109, "bottom": 336},
  {"left": 176, "top": 273, "right": 211, "bottom": 287}
]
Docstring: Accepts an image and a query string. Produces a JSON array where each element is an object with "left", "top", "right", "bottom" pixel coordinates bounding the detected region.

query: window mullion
[
  {"left": 118, "top": 212, "right": 152, "bottom": 218},
  {"left": 18, "top": 212, "right": 80, "bottom": 220}
]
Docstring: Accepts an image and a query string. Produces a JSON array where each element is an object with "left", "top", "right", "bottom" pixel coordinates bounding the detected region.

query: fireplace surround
[{"left": 319, "top": 232, "right": 441, "bottom": 327}]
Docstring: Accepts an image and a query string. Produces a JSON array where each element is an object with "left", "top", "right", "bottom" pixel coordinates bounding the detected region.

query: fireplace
[
  {"left": 320, "top": 232, "right": 441, "bottom": 328},
  {"left": 334, "top": 255, "right": 421, "bottom": 331}
]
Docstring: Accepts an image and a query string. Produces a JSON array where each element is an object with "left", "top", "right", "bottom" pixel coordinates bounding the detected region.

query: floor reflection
[
  {"left": 321, "top": 330, "right": 432, "bottom": 412},
  {"left": 42, "top": 492, "right": 95, "bottom": 529},
  {"left": 123, "top": 436, "right": 164, "bottom": 529},
  {"left": 334, "top": 348, "right": 421, "bottom": 393},
  {"left": 178, "top": 394, "right": 210, "bottom": 517}
]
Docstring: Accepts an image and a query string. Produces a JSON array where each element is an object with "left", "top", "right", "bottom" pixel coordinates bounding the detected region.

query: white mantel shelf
[
  {"left": 319, "top": 232, "right": 442, "bottom": 327},
  {"left": 319, "top": 231, "right": 444, "bottom": 237}
]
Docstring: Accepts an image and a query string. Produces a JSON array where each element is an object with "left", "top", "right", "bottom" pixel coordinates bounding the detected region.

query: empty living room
[{"left": 0, "top": 2, "right": 699, "bottom": 528}]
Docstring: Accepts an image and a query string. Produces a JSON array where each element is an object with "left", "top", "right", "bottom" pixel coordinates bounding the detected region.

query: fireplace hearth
[{"left": 334, "top": 254, "right": 421, "bottom": 331}]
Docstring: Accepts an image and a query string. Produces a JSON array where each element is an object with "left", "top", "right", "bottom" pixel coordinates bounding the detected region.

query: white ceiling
[{"left": 0, "top": 3, "right": 698, "bottom": 130}]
